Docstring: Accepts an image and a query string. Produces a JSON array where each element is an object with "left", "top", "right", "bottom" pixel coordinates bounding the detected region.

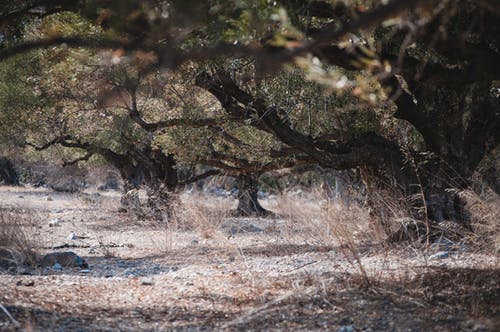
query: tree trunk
[
  {"left": 363, "top": 151, "right": 477, "bottom": 243},
  {"left": 146, "top": 183, "right": 178, "bottom": 222},
  {"left": 232, "top": 173, "right": 272, "bottom": 217},
  {"left": 0, "top": 157, "right": 19, "bottom": 185}
]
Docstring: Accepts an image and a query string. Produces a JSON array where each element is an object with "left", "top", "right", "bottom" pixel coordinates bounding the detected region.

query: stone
[
  {"left": 16, "top": 280, "right": 35, "bottom": 287},
  {"left": 97, "top": 173, "right": 121, "bottom": 191},
  {"left": 49, "top": 219, "right": 61, "bottom": 227},
  {"left": 140, "top": 277, "right": 154, "bottom": 285},
  {"left": 338, "top": 326, "right": 354, "bottom": 332},
  {"left": 40, "top": 252, "right": 88, "bottom": 268},
  {"left": 52, "top": 263, "right": 62, "bottom": 271},
  {"left": 49, "top": 178, "right": 86, "bottom": 193},
  {"left": 68, "top": 231, "right": 77, "bottom": 240}
]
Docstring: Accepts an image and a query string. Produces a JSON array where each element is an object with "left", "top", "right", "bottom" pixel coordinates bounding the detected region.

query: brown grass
[
  {"left": 0, "top": 207, "right": 39, "bottom": 272},
  {"left": 273, "top": 189, "right": 375, "bottom": 246},
  {"left": 177, "top": 193, "right": 231, "bottom": 240},
  {"left": 271, "top": 189, "right": 378, "bottom": 286},
  {"left": 459, "top": 188, "right": 500, "bottom": 253}
]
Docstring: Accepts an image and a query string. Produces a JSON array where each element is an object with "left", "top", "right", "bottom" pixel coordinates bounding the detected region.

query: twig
[
  {"left": 0, "top": 303, "right": 20, "bottom": 327},
  {"left": 286, "top": 260, "right": 318, "bottom": 273}
]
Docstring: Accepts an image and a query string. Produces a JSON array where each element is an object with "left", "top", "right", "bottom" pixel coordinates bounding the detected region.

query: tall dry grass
[
  {"left": 272, "top": 188, "right": 375, "bottom": 246},
  {"left": 270, "top": 189, "right": 376, "bottom": 286},
  {"left": 0, "top": 207, "right": 39, "bottom": 272},
  {"left": 459, "top": 188, "right": 500, "bottom": 253},
  {"left": 176, "top": 193, "right": 231, "bottom": 241}
]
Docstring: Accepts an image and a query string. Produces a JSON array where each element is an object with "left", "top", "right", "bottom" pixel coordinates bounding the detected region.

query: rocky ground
[{"left": 0, "top": 186, "right": 498, "bottom": 331}]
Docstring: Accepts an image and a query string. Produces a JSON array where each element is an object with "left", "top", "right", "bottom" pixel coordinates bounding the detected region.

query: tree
[{"left": 1, "top": 1, "right": 498, "bottom": 239}]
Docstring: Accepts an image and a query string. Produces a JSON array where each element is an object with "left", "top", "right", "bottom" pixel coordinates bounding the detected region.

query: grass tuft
[{"left": 0, "top": 207, "right": 39, "bottom": 273}]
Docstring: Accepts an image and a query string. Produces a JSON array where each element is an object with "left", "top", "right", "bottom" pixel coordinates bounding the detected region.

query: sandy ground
[{"left": 0, "top": 186, "right": 498, "bottom": 331}]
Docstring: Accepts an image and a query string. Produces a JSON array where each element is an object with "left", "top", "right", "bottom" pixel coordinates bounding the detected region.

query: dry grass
[
  {"left": 177, "top": 193, "right": 231, "bottom": 240},
  {"left": 271, "top": 189, "right": 378, "bottom": 286},
  {"left": 459, "top": 188, "right": 500, "bottom": 253},
  {"left": 0, "top": 207, "right": 39, "bottom": 272},
  {"left": 273, "top": 189, "right": 374, "bottom": 246},
  {"left": 1, "top": 186, "right": 498, "bottom": 331}
]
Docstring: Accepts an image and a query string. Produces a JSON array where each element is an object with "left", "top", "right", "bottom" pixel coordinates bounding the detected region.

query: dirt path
[{"left": 0, "top": 186, "right": 498, "bottom": 331}]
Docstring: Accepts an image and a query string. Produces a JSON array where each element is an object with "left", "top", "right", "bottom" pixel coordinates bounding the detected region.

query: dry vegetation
[
  {"left": 0, "top": 185, "right": 499, "bottom": 331},
  {"left": 0, "top": 207, "right": 40, "bottom": 273}
]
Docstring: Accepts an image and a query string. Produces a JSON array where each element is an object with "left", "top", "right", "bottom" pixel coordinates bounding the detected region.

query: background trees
[{"left": 0, "top": 1, "right": 498, "bottom": 239}]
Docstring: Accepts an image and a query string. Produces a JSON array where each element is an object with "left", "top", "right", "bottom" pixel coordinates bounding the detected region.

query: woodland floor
[{"left": 0, "top": 186, "right": 498, "bottom": 332}]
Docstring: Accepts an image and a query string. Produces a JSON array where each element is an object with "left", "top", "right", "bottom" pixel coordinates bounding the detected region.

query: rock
[
  {"left": 97, "top": 173, "right": 121, "bottom": 191},
  {"left": 18, "top": 195, "right": 24, "bottom": 199},
  {"left": 68, "top": 231, "right": 77, "bottom": 240},
  {"left": 52, "top": 263, "right": 62, "bottom": 271},
  {"left": 47, "top": 196, "right": 53, "bottom": 201},
  {"left": 429, "top": 251, "right": 450, "bottom": 260},
  {"left": 338, "top": 326, "right": 354, "bottom": 332},
  {"left": 472, "top": 324, "right": 487, "bottom": 332},
  {"left": 40, "top": 252, "right": 88, "bottom": 268},
  {"left": 49, "top": 178, "right": 86, "bottom": 193},
  {"left": 140, "top": 277, "right": 154, "bottom": 285},
  {"left": 123, "top": 268, "right": 135, "bottom": 277},
  {"left": 16, "top": 280, "right": 35, "bottom": 287},
  {"left": 49, "top": 218, "right": 61, "bottom": 227},
  {"left": 225, "top": 223, "right": 264, "bottom": 235},
  {"left": 80, "top": 269, "right": 91, "bottom": 273}
]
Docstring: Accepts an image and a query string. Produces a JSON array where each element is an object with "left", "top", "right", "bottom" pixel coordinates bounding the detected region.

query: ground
[{"left": 0, "top": 186, "right": 498, "bottom": 331}]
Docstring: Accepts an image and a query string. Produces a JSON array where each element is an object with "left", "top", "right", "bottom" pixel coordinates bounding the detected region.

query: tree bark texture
[
  {"left": 0, "top": 157, "right": 19, "bottom": 185},
  {"left": 232, "top": 174, "right": 272, "bottom": 217}
]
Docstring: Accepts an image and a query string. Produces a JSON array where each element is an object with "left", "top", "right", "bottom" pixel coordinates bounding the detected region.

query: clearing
[{"left": 0, "top": 186, "right": 498, "bottom": 331}]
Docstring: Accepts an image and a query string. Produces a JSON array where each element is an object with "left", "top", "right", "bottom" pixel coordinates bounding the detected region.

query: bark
[
  {"left": 232, "top": 174, "right": 272, "bottom": 217},
  {"left": 0, "top": 157, "right": 19, "bottom": 185}
]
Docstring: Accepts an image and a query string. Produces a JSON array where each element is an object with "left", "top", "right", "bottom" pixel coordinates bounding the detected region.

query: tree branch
[
  {"left": 179, "top": 169, "right": 221, "bottom": 186},
  {"left": 63, "top": 152, "right": 94, "bottom": 166}
]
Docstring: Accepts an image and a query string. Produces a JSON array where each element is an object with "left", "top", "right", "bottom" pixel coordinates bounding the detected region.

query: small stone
[
  {"left": 123, "top": 268, "right": 135, "bottom": 277},
  {"left": 338, "top": 326, "right": 354, "bottom": 332},
  {"left": 49, "top": 219, "right": 61, "bottom": 227},
  {"left": 16, "top": 280, "right": 35, "bottom": 287},
  {"left": 141, "top": 277, "right": 154, "bottom": 285},
  {"left": 429, "top": 251, "right": 450, "bottom": 260},
  {"left": 40, "top": 252, "right": 88, "bottom": 268},
  {"left": 80, "top": 269, "right": 91, "bottom": 273},
  {"left": 47, "top": 196, "right": 53, "bottom": 201},
  {"left": 18, "top": 195, "right": 24, "bottom": 199},
  {"left": 52, "top": 263, "right": 62, "bottom": 271},
  {"left": 68, "top": 231, "right": 77, "bottom": 240}
]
